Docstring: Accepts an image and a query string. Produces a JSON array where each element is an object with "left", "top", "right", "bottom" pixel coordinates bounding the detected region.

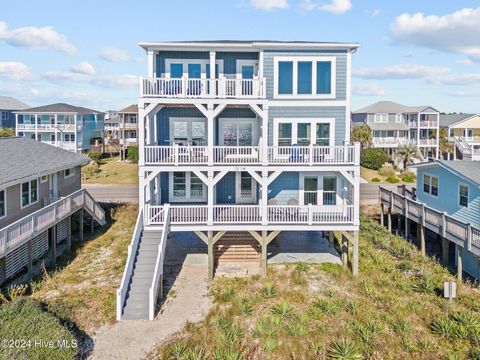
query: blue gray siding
[
  {"left": 216, "top": 173, "right": 236, "bottom": 204},
  {"left": 268, "top": 107, "right": 346, "bottom": 145},
  {"left": 268, "top": 172, "right": 299, "bottom": 204},
  {"left": 263, "top": 49, "right": 347, "bottom": 100}
]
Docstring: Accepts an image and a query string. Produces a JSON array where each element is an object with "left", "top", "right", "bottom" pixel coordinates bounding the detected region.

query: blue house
[
  {"left": 0, "top": 96, "right": 29, "bottom": 129},
  {"left": 15, "top": 103, "right": 104, "bottom": 153},
  {"left": 412, "top": 160, "right": 480, "bottom": 278}
]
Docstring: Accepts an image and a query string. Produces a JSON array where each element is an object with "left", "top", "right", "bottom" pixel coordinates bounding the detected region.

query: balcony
[
  {"left": 17, "top": 123, "right": 77, "bottom": 132},
  {"left": 140, "top": 77, "right": 266, "bottom": 99},
  {"left": 119, "top": 122, "right": 137, "bottom": 130},
  {"left": 145, "top": 204, "right": 355, "bottom": 227},
  {"left": 417, "top": 138, "right": 437, "bottom": 146},
  {"left": 120, "top": 138, "right": 138, "bottom": 146},
  {"left": 372, "top": 137, "right": 400, "bottom": 148},
  {"left": 419, "top": 120, "right": 438, "bottom": 128},
  {"left": 143, "top": 144, "right": 358, "bottom": 166}
]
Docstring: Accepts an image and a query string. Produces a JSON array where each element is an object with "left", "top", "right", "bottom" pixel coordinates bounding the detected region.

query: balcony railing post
[
  {"left": 309, "top": 144, "right": 313, "bottom": 166},
  {"left": 467, "top": 223, "right": 472, "bottom": 251},
  {"left": 308, "top": 204, "right": 313, "bottom": 225}
]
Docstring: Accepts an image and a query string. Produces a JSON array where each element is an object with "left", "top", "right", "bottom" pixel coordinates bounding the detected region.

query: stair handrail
[
  {"left": 116, "top": 209, "right": 144, "bottom": 321},
  {"left": 148, "top": 204, "right": 171, "bottom": 320},
  {"left": 83, "top": 190, "right": 106, "bottom": 225},
  {"left": 456, "top": 136, "right": 471, "bottom": 154}
]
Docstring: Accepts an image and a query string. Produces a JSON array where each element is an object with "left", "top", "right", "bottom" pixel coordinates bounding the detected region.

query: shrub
[
  {"left": 260, "top": 283, "right": 277, "bottom": 298},
  {"left": 83, "top": 162, "right": 100, "bottom": 177},
  {"left": 401, "top": 171, "right": 416, "bottom": 183},
  {"left": 378, "top": 163, "right": 396, "bottom": 177},
  {"left": 371, "top": 177, "right": 381, "bottom": 183},
  {"left": 88, "top": 151, "right": 102, "bottom": 163},
  {"left": 127, "top": 145, "right": 139, "bottom": 164},
  {"left": 361, "top": 148, "right": 390, "bottom": 170},
  {"left": 0, "top": 128, "right": 14, "bottom": 137},
  {"left": 327, "top": 339, "right": 363, "bottom": 360},
  {"left": 385, "top": 176, "right": 400, "bottom": 184}
]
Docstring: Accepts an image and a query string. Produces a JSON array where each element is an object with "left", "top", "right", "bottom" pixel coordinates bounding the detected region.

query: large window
[
  {"left": 323, "top": 176, "right": 337, "bottom": 205},
  {"left": 171, "top": 118, "right": 207, "bottom": 145},
  {"left": 374, "top": 114, "right": 389, "bottom": 123},
  {"left": 170, "top": 63, "right": 183, "bottom": 78},
  {"left": 302, "top": 175, "right": 338, "bottom": 205},
  {"left": 275, "top": 57, "right": 335, "bottom": 97},
  {"left": 304, "top": 176, "right": 318, "bottom": 205},
  {"left": 459, "top": 184, "right": 469, "bottom": 208},
  {"left": 274, "top": 119, "right": 334, "bottom": 146},
  {"left": 423, "top": 174, "right": 438, "bottom": 197},
  {"left": 172, "top": 172, "right": 205, "bottom": 201},
  {"left": 21, "top": 179, "right": 38, "bottom": 208},
  {"left": 0, "top": 190, "right": 5, "bottom": 218}
]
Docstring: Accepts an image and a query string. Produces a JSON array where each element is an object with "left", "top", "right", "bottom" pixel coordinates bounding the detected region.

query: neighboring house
[
  {"left": 439, "top": 114, "right": 480, "bottom": 161},
  {"left": 0, "top": 96, "right": 29, "bottom": 129},
  {"left": 118, "top": 104, "right": 138, "bottom": 152},
  {"left": 352, "top": 101, "right": 440, "bottom": 159},
  {"left": 0, "top": 137, "right": 105, "bottom": 284},
  {"left": 410, "top": 160, "right": 480, "bottom": 279},
  {"left": 15, "top": 103, "right": 105, "bottom": 153},
  {"left": 117, "top": 40, "right": 361, "bottom": 320},
  {"left": 104, "top": 110, "right": 121, "bottom": 148}
]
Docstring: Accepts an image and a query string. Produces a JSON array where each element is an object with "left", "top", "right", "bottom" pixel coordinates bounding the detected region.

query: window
[
  {"left": 171, "top": 118, "right": 206, "bottom": 145},
  {"left": 278, "top": 61, "right": 293, "bottom": 94},
  {"left": 40, "top": 175, "right": 48, "bottom": 183},
  {"left": 170, "top": 63, "right": 183, "bottom": 78},
  {"left": 323, "top": 176, "right": 337, "bottom": 205},
  {"left": 297, "top": 61, "right": 312, "bottom": 94},
  {"left": 297, "top": 123, "right": 311, "bottom": 146},
  {"left": 423, "top": 174, "right": 439, "bottom": 197},
  {"left": 374, "top": 114, "right": 388, "bottom": 123},
  {"left": 64, "top": 168, "right": 75, "bottom": 178},
  {"left": 316, "top": 124, "right": 330, "bottom": 146},
  {"left": 275, "top": 57, "right": 335, "bottom": 97},
  {"left": 21, "top": 179, "right": 38, "bottom": 208},
  {"left": 278, "top": 123, "right": 292, "bottom": 146},
  {"left": 0, "top": 190, "right": 5, "bottom": 218},
  {"left": 274, "top": 119, "right": 333, "bottom": 147},
  {"left": 395, "top": 114, "right": 403, "bottom": 123},
  {"left": 188, "top": 64, "right": 201, "bottom": 79},
  {"left": 459, "top": 184, "right": 469, "bottom": 207},
  {"left": 171, "top": 172, "right": 205, "bottom": 200},
  {"left": 304, "top": 176, "right": 318, "bottom": 205}
]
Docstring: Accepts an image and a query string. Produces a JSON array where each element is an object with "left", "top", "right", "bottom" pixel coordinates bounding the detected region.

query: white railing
[
  {"left": 120, "top": 138, "right": 138, "bottom": 145},
  {"left": 417, "top": 138, "right": 437, "bottom": 146},
  {"left": 145, "top": 204, "right": 354, "bottom": 226},
  {"left": 144, "top": 144, "right": 359, "bottom": 166},
  {"left": 116, "top": 209, "right": 143, "bottom": 321},
  {"left": 372, "top": 137, "right": 398, "bottom": 145},
  {"left": 419, "top": 120, "right": 438, "bottom": 128},
  {"left": 119, "top": 122, "right": 137, "bottom": 129},
  {"left": 16, "top": 123, "right": 76, "bottom": 132},
  {"left": 464, "top": 136, "right": 480, "bottom": 144},
  {"left": 0, "top": 189, "right": 104, "bottom": 257},
  {"left": 149, "top": 204, "right": 170, "bottom": 320},
  {"left": 141, "top": 76, "right": 266, "bottom": 99}
]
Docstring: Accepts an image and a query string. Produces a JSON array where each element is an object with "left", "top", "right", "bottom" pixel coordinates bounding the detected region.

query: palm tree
[
  {"left": 351, "top": 124, "right": 372, "bottom": 149},
  {"left": 395, "top": 144, "right": 422, "bottom": 170},
  {"left": 439, "top": 127, "right": 453, "bottom": 159}
]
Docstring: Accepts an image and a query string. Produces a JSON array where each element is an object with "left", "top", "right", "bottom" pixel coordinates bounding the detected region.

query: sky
[{"left": 1, "top": 0, "right": 480, "bottom": 112}]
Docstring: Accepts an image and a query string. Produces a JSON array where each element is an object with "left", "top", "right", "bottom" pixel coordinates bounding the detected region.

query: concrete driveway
[{"left": 82, "top": 184, "right": 138, "bottom": 203}]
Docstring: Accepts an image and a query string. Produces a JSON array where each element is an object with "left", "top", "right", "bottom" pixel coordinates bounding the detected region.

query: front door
[{"left": 236, "top": 172, "right": 256, "bottom": 204}]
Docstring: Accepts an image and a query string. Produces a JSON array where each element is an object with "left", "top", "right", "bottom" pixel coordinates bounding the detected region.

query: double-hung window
[
  {"left": 395, "top": 114, "right": 403, "bottom": 123},
  {"left": 459, "top": 184, "right": 469, "bottom": 208},
  {"left": 0, "top": 189, "right": 5, "bottom": 218},
  {"left": 172, "top": 172, "right": 205, "bottom": 201},
  {"left": 374, "top": 114, "right": 388, "bottom": 123},
  {"left": 64, "top": 168, "right": 75, "bottom": 178},
  {"left": 423, "top": 174, "right": 439, "bottom": 197},
  {"left": 275, "top": 119, "right": 333, "bottom": 147},
  {"left": 302, "top": 175, "right": 338, "bottom": 205},
  {"left": 275, "top": 57, "right": 335, "bottom": 97},
  {"left": 21, "top": 179, "right": 38, "bottom": 208}
]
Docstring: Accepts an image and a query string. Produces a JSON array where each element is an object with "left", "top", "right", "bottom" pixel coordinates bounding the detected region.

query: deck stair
[
  {"left": 121, "top": 229, "right": 163, "bottom": 320},
  {"left": 215, "top": 232, "right": 261, "bottom": 263},
  {"left": 455, "top": 136, "right": 472, "bottom": 160}
]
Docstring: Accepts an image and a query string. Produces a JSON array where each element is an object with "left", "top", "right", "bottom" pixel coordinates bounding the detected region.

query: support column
[
  {"left": 209, "top": 51, "right": 216, "bottom": 80},
  {"left": 207, "top": 231, "right": 214, "bottom": 281},
  {"left": 262, "top": 106, "right": 269, "bottom": 165},
  {"left": 50, "top": 226, "right": 57, "bottom": 266},
  {"left": 67, "top": 215, "right": 72, "bottom": 251},
  {"left": 380, "top": 204, "right": 384, "bottom": 227},
  {"left": 456, "top": 245, "right": 463, "bottom": 282},
  {"left": 442, "top": 237, "right": 449, "bottom": 267},
  {"left": 341, "top": 234, "right": 348, "bottom": 267},
  {"left": 387, "top": 207, "right": 392, "bottom": 232},
  {"left": 418, "top": 223, "right": 425, "bottom": 256},
  {"left": 352, "top": 231, "right": 359, "bottom": 276},
  {"left": 207, "top": 104, "right": 214, "bottom": 166},
  {"left": 261, "top": 231, "right": 268, "bottom": 276},
  {"left": 328, "top": 231, "right": 334, "bottom": 247},
  {"left": 207, "top": 171, "right": 214, "bottom": 225},
  {"left": 397, "top": 213, "right": 402, "bottom": 236},
  {"left": 261, "top": 171, "right": 268, "bottom": 225},
  {"left": 79, "top": 209, "right": 84, "bottom": 242},
  {"left": 27, "top": 239, "right": 33, "bottom": 278}
]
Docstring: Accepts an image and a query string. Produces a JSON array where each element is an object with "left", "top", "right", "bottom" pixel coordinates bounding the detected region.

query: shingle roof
[
  {"left": 0, "top": 96, "right": 29, "bottom": 110},
  {"left": 411, "top": 160, "right": 480, "bottom": 186},
  {"left": 119, "top": 104, "right": 138, "bottom": 113},
  {"left": 16, "top": 103, "right": 100, "bottom": 115},
  {"left": 368, "top": 122, "right": 410, "bottom": 131},
  {"left": 0, "top": 137, "right": 89, "bottom": 187},
  {"left": 353, "top": 101, "right": 436, "bottom": 114},
  {"left": 439, "top": 114, "right": 475, "bottom": 128}
]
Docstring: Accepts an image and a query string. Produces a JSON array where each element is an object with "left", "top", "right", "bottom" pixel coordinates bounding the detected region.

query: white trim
[
  {"left": 268, "top": 100, "right": 347, "bottom": 107},
  {"left": 299, "top": 172, "right": 341, "bottom": 206},
  {"left": 64, "top": 167, "right": 75, "bottom": 179},
  {"left": 20, "top": 179, "right": 39, "bottom": 209},
  {"left": 422, "top": 173, "right": 439, "bottom": 198},
  {"left": 345, "top": 51, "right": 352, "bottom": 144},
  {"left": 165, "top": 59, "right": 224, "bottom": 78},
  {"left": 374, "top": 113, "right": 389, "bottom": 123},
  {"left": 169, "top": 117, "right": 207, "bottom": 144},
  {"left": 273, "top": 117, "right": 335, "bottom": 146},
  {"left": 273, "top": 56, "right": 336, "bottom": 99},
  {"left": 458, "top": 182, "right": 469, "bottom": 209},
  {"left": 235, "top": 171, "right": 257, "bottom": 204},
  {"left": 0, "top": 189, "right": 6, "bottom": 220},
  {"left": 236, "top": 59, "right": 258, "bottom": 79},
  {"left": 218, "top": 117, "right": 259, "bottom": 145},
  {"left": 168, "top": 172, "right": 207, "bottom": 203},
  {"left": 40, "top": 175, "right": 48, "bottom": 183}
]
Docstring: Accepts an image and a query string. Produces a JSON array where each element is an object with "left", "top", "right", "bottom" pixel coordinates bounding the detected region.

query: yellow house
[{"left": 440, "top": 114, "right": 480, "bottom": 161}]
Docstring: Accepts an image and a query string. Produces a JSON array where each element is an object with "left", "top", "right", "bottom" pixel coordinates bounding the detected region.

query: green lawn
[
  {"left": 149, "top": 217, "right": 480, "bottom": 360},
  {"left": 82, "top": 156, "right": 138, "bottom": 185}
]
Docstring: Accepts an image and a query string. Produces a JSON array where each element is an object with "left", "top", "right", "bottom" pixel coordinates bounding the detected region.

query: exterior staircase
[{"left": 121, "top": 229, "right": 163, "bottom": 320}]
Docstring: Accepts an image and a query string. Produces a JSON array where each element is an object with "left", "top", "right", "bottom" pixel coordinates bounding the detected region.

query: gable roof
[
  {"left": 0, "top": 96, "right": 29, "bottom": 110},
  {"left": 119, "top": 104, "right": 138, "bottom": 114},
  {"left": 410, "top": 160, "right": 480, "bottom": 186},
  {"left": 16, "top": 103, "right": 100, "bottom": 115},
  {"left": 0, "top": 137, "right": 89, "bottom": 188},
  {"left": 353, "top": 101, "right": 438, "bottom": 114},
  {"left": 439, "top": 114, "right": 477, "bottom": 128}
]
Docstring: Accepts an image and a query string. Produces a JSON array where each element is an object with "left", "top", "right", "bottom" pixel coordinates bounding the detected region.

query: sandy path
[{"left": 89, "top": 264, "right": 211, "bottom": 360}]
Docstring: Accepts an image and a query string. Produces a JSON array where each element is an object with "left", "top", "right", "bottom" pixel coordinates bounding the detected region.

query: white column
[
  {"left": 207, "top": 171, "right": 214, "bottom": 225},
  {"left": 54, "top": 114, "right": 58, "bottom": 146},
  {"left": 34, "top": 114, "right": 38, "bottom": 141},
  {"left": 258, "top": 50, "right": 264, "bottom": 78},
  {"left": 261, "top": 171, "right": 268, "bottom": 225},
  {"left": 156, "top": 174, "right": 162, "bottom": 204},
  {"left": 147, "top": 50, "right": 157, "bottom": 78},
  {"left": 345, "top": 51, "right": 352, "bottom": 144},
  {"left": 207, "top": 104, "right": 214, "bottom": 165},
  {"left": 209, "top": 51, "right": 216, "bottom": 79},
  {"left": 138, "top": 104, "right": 146, "bottom": 167},
  {"left": 15, "top": 114, "right": 19, "bottom": 136},
  {"left": 262, "top": 106, "right": 269, "bottom": 165}
]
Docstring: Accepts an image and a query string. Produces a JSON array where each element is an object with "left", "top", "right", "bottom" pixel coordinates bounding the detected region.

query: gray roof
[
  {"left": 119, "top": 104, "right": 138, "bottom": 113},
  {"left": 368, "top": 122, "right": 410, "bottom": 131},
  {"left": 353, "top": 101, "right": 436, "bottom": 114},
  {"left": 439, "top": 114, "right": 475, "bottom": 128},
  {"left": 16, "top": 103, "right": 101, "bottom": 115},
  {"left": 0, "top": 96, "right": 29, "bottom": 110},
  {"left": 0, "top": 137, "right": 89, "bottom": 187},
  {"left": 411, "top": 160, "right": 480, "bottom": 186}
]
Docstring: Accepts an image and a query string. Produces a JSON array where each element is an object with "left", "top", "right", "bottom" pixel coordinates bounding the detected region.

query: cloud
[
  {"left": 0, "top": 61, "right": 32, "bottom": 81},
  {"left": 353, "top": 64, "right": 449, "bottom": 80},
  {"left": 99, "top": 47, "right": 135, "bottom": 62},
  {"left": 44, "top": 71, "right": 138, "bottom": 88},
  {"left": 70, "top": 61, "right": 95, "bottom": 75},
  {"left": 431, "top": 73, "right": 480, "bottom": 86},
  {"left": 0, "top": 21, "right": 75, "bottom": 54},
  {"left": 250, "top": 0, "right": 288, "bottom": 10},
  {"left": 391, "top": 7, "right": 480, "bottom": 62},
  {"left": 404, "top": 52, "right": 415, "bottom": 59},
  {"left": 352, "top": 83, "right": 385, "bottom": 96},
  {"left": 320, "top": 0, "right": 351, "bottom": 14}
]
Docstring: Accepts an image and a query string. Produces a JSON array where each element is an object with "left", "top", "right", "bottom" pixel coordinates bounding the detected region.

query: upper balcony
[
  {"left": 140, "top": 77, "right": 266, "bottom": 99},
  {"left": 119, "top": 122, "right": 138, "bottom": 130},
  {"left": 17, "top": 123, "right": 78, "bottom": 132}
]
